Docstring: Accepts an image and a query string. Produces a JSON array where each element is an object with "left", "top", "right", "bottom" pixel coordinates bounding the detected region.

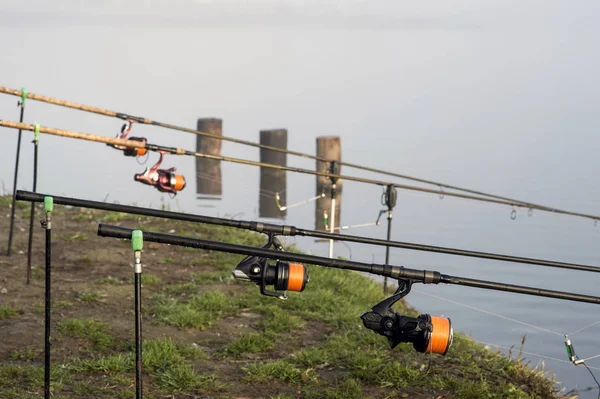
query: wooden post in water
[
  {"left": 259, "top": 129, "right": 287, "bottom": 218},
  {"left": 315, "top": 136, "right": 342, "bottom": 232},
  {"left": 196, "top": 118, "right": 222, "bottom": 198}
]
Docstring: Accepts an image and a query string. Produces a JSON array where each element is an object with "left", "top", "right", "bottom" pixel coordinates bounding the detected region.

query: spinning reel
[
  {"left": 232, "top": 234, "right": 309, "bottom": 299},
  {"left": 361, "top": 279, "right": 453, "bottom": 355},
  {"left": 134, "top": 151, "right": 186, "bottom": 195}
]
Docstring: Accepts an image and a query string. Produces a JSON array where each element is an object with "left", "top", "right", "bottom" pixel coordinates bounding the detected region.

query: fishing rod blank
[
  {"left": 97, "top": 224, "right": 600, "bottom": 305},
  {"left": 16, "top": 190, "right": 600, "bottom": 274},
  {"left": 3, "top": 120, "right": 600, "bottom": 221},
  {"left": 6, "top": 89, "right": 27, "bottom": 256},
  {"left": 0, "top": 85, "right": 563, "bottom": 210}
]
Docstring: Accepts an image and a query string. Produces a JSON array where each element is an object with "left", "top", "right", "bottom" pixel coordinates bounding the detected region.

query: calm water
[{"left": 1, "top": 4, "right": 600, "bottom": 396}]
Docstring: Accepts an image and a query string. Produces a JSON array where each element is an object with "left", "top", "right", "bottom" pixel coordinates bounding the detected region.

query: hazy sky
[{"left": 1, "top": 1, "right": 600, "bottom": 394}]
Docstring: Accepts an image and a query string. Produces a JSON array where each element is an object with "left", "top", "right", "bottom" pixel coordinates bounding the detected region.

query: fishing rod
[
  {"left": 0, "top": 86, "right": 563, "bottom": 209},
  {"left": 98, "top": 224, "right": 600, "bottom": 356},
  {"left": 16, "top": 190, "right": 600, "bottom": 274},
  {"left": 4, "top": 120, "right": 600, "bottom": 222}
]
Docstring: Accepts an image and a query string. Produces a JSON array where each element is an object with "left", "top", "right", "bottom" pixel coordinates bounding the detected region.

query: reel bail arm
[{"left": 107, "top": 119, "right": 149, "bottom": 155}]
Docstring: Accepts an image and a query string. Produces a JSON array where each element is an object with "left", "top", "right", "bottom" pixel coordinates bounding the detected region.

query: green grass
[
  {"left": 302, "top": 378, "right": 364, "bottom": 399},
  {"left": 10, "top": 348, "right": 36, "bottom": 361},
  {"left": 74, "top": 291, "right": 102, "bottom": 303},
  {"left": 57, "top": 318, "right": 114, "bottom": 349},
  {"left": 221, "top": 332, "right": 274, "bottom": 357},
  {"left": 151, "top": 290, "right": 244, "bottom": 329},
  {"left": 190, "top": 271, "right": 232, "bottom": 284},
  {"left": 0, "top": 364, "right": 73, "bottom": 396},
  {"left": 243, "top": 359, "right": 316, "bottom": 384},
  {"left": 55, "top": 300, "right": 74, "bottom": 309},
  {"left": 0, "top": 304, "right": 21, "bottom": 320},
  {"left": 69, "top": 353, "right": 133, "bottom": 373},
  {"left": 143, "top": 338, "right": 216, "bottom": 392},
  {"left": 257, "top": 306, "right": 306, "bottom": 333},
  {"left": 163, "top": 282, "right": 199, "bottom": 296},
  {"left": 0, "top": 202, "right": 560, "bottom": 398},
  {"left": 126, "top": 274, "right": 162, "bottom": 285},
  {"left": 93, "top": 276, "right": 122, "bottom": 285}
]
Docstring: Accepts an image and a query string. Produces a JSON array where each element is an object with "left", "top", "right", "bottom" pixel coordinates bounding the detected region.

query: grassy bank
[{"left": 0, "top": 199, "right": 561, "bottom": 398}]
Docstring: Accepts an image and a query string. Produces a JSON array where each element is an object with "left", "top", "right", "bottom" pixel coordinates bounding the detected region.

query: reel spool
[{"left": 407, "top": 314, "right": 453, "bottom": 355}]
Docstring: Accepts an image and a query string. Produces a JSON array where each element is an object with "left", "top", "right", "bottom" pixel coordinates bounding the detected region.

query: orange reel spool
[
  {"left": 286, "top": 263, "right": 308, "bottom": 292},
  {"left": 170, "top": 174, "right": 186, "bottom": 192},
  {"left": 425, "top": 315, "right": 453, "bottom": 355}
]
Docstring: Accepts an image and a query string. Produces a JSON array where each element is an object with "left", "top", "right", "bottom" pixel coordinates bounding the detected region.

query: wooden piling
[
  {"left": 196, "top": 118, "right": 222, "bottom": 197},
  {"left": 259, "top": 129, "right": 287, "bottom": 218},
  {"left": 315, "top": 136, "right": 342, "bottom": 231}
]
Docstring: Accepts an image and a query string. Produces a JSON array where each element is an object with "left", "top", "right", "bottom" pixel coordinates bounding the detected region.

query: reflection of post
[
  {"left": 315, "top": 137, "right": 342, "bottom": 233},
  {"left": 259, "top": 129, "right": 287, "bottom": 218},
  {"left": 196, "top": 118, "right": 222, "bottom": 197}
]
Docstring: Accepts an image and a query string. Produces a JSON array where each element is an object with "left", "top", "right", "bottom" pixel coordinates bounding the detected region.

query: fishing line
[
  {"left": 581, "top": 354, "right": 600, "bottom": 363},
  {"left": 412, "top": 288, "right": 564, "bottom": 337},
  {"left": 566, "top": 320, "right": 600, "bottom": 337}
]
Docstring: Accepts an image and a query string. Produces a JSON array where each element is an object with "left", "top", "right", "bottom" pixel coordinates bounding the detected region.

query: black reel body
[
  {"left": 232, "top": 235, "right": 308, "bottom": 299},
  {"left": 361, "top": 280, "right": 452, "bottom": 355}
]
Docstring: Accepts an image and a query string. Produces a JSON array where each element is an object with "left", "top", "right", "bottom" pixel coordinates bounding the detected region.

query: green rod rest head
[
  {"left": 44, "top": 196, "right": 54, "bottom": 212},
  {"left": 34, "top": 123, "right": 40, "bottom": 142},
  {"left": 21, "top": 88, "right": 27, "bottom": 104},
  {"left": 131, "top": 230, "right": 143, "bottom": 251}
]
